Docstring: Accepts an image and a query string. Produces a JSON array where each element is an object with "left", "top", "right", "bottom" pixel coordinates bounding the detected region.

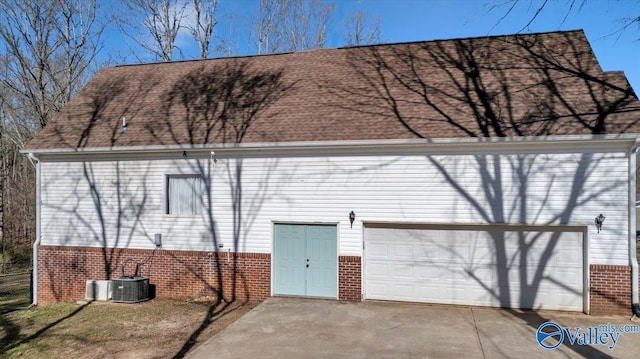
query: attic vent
[{"left": 111, "top": 277, "right": 149, "bottom": 303}]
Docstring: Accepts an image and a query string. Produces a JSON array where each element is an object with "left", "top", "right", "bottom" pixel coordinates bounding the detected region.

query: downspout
[
  {"left": 28, "top": 153, "right": 41, "bottom": 306},
  {"left": 629, "top": 142, "right": 640, "bottom": 316}
]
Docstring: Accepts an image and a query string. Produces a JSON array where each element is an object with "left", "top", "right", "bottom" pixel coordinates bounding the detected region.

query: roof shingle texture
[{"left": 25, "top": 30, "right": 640, "bottom": 150}]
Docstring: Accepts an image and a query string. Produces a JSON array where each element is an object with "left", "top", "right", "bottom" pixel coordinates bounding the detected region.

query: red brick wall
[
  {"left": 590, "top": 264, "right": 631, "bottom": 315},
  {"left": 41, "top": 246, "right": 638, "bottom": 314},
  {"left": 338, "top": 256, "right": 361, "bottom": 301},
  {"left": 37, "top": 245, "right": 270, "bottom": 305}
]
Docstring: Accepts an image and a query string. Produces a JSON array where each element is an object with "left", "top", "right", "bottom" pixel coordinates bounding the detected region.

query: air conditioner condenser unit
[
  {"left": 111, "top": 277, "right": 150, "bottom": 303},
  {"left": 85, "top": 279, "right": 112, "bottom": 301}
]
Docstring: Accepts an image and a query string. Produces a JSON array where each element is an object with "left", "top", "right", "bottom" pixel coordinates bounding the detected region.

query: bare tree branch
[
  {"left": 189, "top": 0, "right": 218, "bottom": 59},
  {"left": 0, "top": 0, "right": 104, "bottom": 267},
  {"left": 489, "top": 0, "right": 638, "bottom": 39},
  {"left": 251, "top": 0, "right": 334, "bottom": 54},
  {"left": 118, "top": 0, "right": 186, "bottom": 61},
  {"left": 344, "top": 10, "right": 382, "bottom": 46}
]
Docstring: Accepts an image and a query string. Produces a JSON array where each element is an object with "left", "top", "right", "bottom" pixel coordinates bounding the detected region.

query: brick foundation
[
  {"left": 338, "top": 256, "right": 362, "bottom": 301},
  {"left": 589, "top": 264, "right": 632, "bottom": 315},
  {"left": 37, "top": 246, "right": 270, "bottom": 305},
  {"left": 40, "top": 246, "right": 637, "bottom": 315}
]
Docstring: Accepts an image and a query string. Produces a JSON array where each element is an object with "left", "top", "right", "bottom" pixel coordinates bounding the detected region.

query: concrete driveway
[{"left": 187, "top": 297, "right": 640, "bottom": 359}]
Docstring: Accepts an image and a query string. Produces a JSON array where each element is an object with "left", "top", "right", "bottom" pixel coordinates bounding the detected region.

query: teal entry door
[{"left": 274, "top": 224, "right": 337, "bottom": 298}]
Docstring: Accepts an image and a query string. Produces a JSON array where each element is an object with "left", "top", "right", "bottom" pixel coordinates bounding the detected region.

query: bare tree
[
  {"left": 188, "top": 0, "right": 218, "bottom": 59},
  {"left": 289, "top": 0, "right": 334, "bottom": 50},
  {"left": 490, "top": 0, "right": 640, "bottom": 38},
  {"left": 0, "top": 0, "right": 102, "bottom": 131},
  {"left": 120, "top": 0, "right": 186, "bottom": 61},
  {"left": 253, "top": 0, "right": 286, "bottom": 54},
  {"left": 252, "top": 0, "right": 334, "bottom": 54},
  {"left": 215, "top": 11, "right": 241, "bottom": 56},
  {"left": 0, "top": 0, "right": 103, "bottom": 269},
  {"left": 344, "top": 10, "right": 382, "bottom": 46}
]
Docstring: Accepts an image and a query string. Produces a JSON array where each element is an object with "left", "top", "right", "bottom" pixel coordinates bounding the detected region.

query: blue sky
[
  {"left": 357, "top": 0, "right": 640, "bottom": 94},
  {"left": 105, "top": 0, "right": 640, "bottom": 94},
  {"left": 331, "top": 0, "right": 640, "bottom": 94}
]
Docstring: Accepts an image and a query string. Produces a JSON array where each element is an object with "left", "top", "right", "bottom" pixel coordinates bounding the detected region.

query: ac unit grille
[{"left": 111, "top": 277, "right": 149, "bottom": 303}]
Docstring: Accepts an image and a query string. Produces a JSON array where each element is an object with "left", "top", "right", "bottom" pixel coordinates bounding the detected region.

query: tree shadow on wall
[
  {"left": 41, "top": 75, "right": 160, "bottom": 301},
  {"left": 323, "top": 31, "right": 640, "bottom": 356},
  {"left": 42, "top": 59, "right": 291, "bottom": 357},
  {"left": 153, "top": 61, "right": 291, "bottom": 358},
  {"left": 41, "top": 160, "right": 152, "bottom": 301}
]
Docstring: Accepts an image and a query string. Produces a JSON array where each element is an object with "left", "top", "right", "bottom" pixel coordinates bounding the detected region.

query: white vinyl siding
[
  {"left": 167, "top": 175, "right": 202, "bottom": 215},
  {"left": 39, "top": 146, "right": 630, "bottom": 265}
]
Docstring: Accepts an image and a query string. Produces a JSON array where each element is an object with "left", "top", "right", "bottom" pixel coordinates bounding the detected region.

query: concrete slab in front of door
[{"left": 186, "top": 297, "right": 639, "bottom": 359}]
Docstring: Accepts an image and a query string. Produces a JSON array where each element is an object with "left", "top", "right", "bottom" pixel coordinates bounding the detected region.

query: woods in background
[
  {"left": 1, "top": 0, "right": 637, "bottom": 272},
  {"left": 0, "top": 0, "right": 382, "bottom": 272}
]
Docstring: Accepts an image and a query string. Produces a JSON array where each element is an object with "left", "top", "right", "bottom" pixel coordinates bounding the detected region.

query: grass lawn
[
  {"left": 0, "top": 272, "right": 31, "bottom": 313},
  {"left": 0, "top": 299, "right": 255, "bottom": 359}
]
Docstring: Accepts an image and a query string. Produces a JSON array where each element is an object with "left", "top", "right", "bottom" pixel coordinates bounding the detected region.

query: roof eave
[{"left": 20, "top": 134, "right": 640, "bottom": 159}]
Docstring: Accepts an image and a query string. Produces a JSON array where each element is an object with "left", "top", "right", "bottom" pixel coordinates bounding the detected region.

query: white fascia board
[{"left": 21, "top": 134, "right": 640, "bottom": 161}]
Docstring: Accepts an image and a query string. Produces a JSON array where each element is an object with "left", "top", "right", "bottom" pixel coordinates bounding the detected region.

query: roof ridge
[
  {"left": 113, "top": 29, "right": 586, "bottom": 69},
  {"left": 337, "top": 29, "right": 586, "bottom": 50}
]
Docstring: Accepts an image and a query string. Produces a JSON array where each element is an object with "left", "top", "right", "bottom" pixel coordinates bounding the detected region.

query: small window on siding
[{"left": 166, "top": 175, "right": 202, "bottom": 215}]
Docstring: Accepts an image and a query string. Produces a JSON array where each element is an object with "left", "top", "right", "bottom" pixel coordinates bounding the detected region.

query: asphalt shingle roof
[{"left": 25, "top": 29, "right": 640, "bottom": 150}]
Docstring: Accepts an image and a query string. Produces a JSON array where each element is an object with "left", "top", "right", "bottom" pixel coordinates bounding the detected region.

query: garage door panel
[
  {"left": 468, "top": 289, "right": 500, "bottom": 306},
  {"left": 417, "top": 284, "right": 440, "bottom": 300},
  {"left": 438, "top": 267, "right": 468, "bottom": 283},
  {"left": 393, "top": 263, "right": 416, "bottom": 280},
  {"left": 441, "top": 286, "right": 467, "bottom": 304},
  {"left": 393, "top": 283, "right": 415, "bottom": 299},
  {"left": 367, "top": 243, "right": 389, "bottom": 260},
  {"left": 415, "top": 264, "right": 440, "bottom": 280},
  {"left": 367, "top": 283, "right": 389, "bottom": 298},
  {"left": 366, "top": 261, "right": 390, "bottom": 278},
  {"left": 393, "top": 244, "right": 414, "bottom": 260},
  {"left": 414, "top": 244, "right": 440, "bottom": 261},
  {"left": 364, "top": 225, "right": 584, "bottom": 311},
  {"left": 467, "top": 265, "right": 496, "bottom": 283}
]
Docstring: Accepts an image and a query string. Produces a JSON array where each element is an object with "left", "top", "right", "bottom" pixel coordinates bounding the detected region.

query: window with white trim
[{"left": 166, "top": 175, "right": 202, "bottom": 215}]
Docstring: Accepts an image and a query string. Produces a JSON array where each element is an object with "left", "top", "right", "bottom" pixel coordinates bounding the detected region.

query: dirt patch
[{"left": 1, "top": 298, "right": 256, "bottom": 358}]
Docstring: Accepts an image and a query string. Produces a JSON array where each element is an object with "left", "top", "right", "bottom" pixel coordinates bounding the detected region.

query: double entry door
[{"left": 273, "top": 224, "right": 337, "bottom": 298}]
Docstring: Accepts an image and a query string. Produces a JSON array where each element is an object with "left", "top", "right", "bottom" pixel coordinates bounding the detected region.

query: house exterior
[{"left": 23, "top": 30, "right": 640, "bottom": 315}]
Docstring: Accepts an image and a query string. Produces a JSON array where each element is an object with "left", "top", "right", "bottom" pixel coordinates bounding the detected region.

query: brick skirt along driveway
[{"left": 187, "top": 297, "right": 640, "bottom": 359}]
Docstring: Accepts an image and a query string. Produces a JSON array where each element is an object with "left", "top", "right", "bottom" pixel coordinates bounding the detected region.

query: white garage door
[{"left": 364, "top": 224, "right": 584, "bottom": 311}]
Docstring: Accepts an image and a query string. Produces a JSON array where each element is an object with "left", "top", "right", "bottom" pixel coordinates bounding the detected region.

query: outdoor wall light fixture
[
  {"left": 349, "top": 211, "right": 356, "bottom": 228},
  {"left": 594, "top": 214, "right": 605, "bottom": 233},
  {"left": 182, "top": 151, "right": 187, "bottom": 158}
]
